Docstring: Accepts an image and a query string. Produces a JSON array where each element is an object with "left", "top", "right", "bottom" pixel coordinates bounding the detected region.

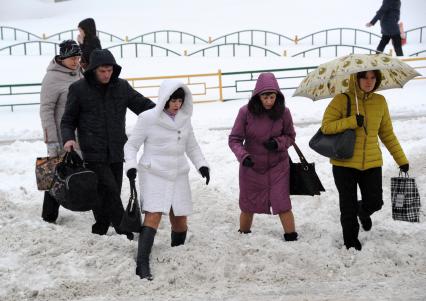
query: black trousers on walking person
[
  {"left": 41, "top": 191, "right": 60, "bottom": 223},
  {"left": 85, "top": 162, "right": 125, "bottom": 235},
  {"left": 376, "top": 34, "right": 403, "bottom": 56},
  {"left": 332, "top": 166, "right": 383, "bottom": 247}
]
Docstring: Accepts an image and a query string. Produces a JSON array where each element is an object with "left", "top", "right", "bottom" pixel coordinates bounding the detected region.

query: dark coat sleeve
[
  {"left": 125, "top": 81, "right": 156, "bottom": 115},
  {"left": 80, "top": 37, "right": 102, "bottom": 68},
  {"left": 60, "top": 83, "right": 80, "bottom": 144},
  {"left": 370, "top": 0, "right": 392, "bottom": 25}
]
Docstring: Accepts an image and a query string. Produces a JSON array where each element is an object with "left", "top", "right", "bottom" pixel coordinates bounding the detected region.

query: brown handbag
[{"left": 35, "top": 156, "right": 62, "bottom": 190}]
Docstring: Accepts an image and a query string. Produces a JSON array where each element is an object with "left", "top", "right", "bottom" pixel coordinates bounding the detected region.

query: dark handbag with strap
[
  {"left": 309, "top": 93, "right": 356, "bottom": 160},
  {"left": 49, "top": 151, "right": 98, "bottom": 211},
  {"left": 119, "top": 179, "right": 142, "bottom": 233},
  {"left": 290, "top": 143, "right": 325, "bottom": 196}
]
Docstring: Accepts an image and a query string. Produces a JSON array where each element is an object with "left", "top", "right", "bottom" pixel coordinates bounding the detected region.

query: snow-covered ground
[{"left": 0, "top": 1, "right": 425, "bottom": 300}]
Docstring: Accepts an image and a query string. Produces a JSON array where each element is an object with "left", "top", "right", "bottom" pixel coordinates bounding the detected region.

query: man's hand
[
  {"left": 366, "top": 22, "right": 372, "bottom": 27},
  {"left": 64, "top": 140, "right": 77, "bottom": 152}
]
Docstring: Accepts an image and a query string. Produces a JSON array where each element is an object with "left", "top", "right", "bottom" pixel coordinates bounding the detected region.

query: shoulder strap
[
  {"left": 342, "top": 93, "right": 351, "bottom": 117},
  {"left": 292, "top": 142, "right": 309, "bottom": 165}
]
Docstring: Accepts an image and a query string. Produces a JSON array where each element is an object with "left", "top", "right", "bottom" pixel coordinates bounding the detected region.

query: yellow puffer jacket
[{"left": 321, "top": 76, "right": 408, "bottom": 170}]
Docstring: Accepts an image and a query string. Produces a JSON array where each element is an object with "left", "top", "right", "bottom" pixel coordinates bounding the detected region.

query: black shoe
[
  {"left": 284, "top": 232, "right": 298, "bottom": 241},
  {"left": 345, "top": 238, "right": 362, "bottom": 251},
  {"left": 359, "top": 216, "right": 372, "bottom": 231},
  {"left": 92, "top": 222, "right": 109, "bottom": 235},
  {"left": 238, "top": 229, "right": 252, "bottom": 234},
  {"left": 136, "top": 264, "right": 153, "bottom": 281}
]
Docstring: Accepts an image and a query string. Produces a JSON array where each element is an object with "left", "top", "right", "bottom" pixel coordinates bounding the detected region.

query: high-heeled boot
[
  {"left": 171, "top": 230, "right": 187, "bottom": 247},
  {"left": 136, "top": 226, "right": 157, "bottom": 280}
]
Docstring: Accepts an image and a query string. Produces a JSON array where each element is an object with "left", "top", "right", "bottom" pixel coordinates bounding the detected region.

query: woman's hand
[
  {"left": 127, "top": 168, "right": 137, "bottom": 181},
  {"left": 199, "top": 166, "right": 210, "bottom": 185}
]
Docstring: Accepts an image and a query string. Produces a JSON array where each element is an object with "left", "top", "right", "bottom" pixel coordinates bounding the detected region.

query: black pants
[
  {"left": 41, "top": 191, "right": 60, "bottom": 222},
  {"left": 332, "top": 166, "right": 383, "bottom": 246},
  {"left": 377, "top": 34, "right": 403, "bottom": 56},
  {"left": 86, "top": 162, "right": 124, "bottom": 234}
]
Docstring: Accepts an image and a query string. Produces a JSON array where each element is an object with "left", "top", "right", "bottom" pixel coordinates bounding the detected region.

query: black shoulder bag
[
  {"left": 290, "top": 143, "right": 325, "bottom": 196},
  {"left": 309, "top": 93, "right": 356, "bottom": 160}
]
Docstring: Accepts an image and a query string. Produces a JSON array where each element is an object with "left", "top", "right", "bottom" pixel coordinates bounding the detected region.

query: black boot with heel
[
  {"left": 171, "top": 230, "right": 187, "bottom": 247},
  {"left": 136, "top": 226, "right": 157, "bottom": 280}
]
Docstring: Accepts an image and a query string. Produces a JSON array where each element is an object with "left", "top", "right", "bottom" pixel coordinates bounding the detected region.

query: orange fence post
[{"left": 218, "top": 69, "right": 223, "bottom": 102}]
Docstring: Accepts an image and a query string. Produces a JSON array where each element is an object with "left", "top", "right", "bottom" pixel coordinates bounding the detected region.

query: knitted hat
[{"left": 59, "top": 40, "right": 82, "bottom": 59}]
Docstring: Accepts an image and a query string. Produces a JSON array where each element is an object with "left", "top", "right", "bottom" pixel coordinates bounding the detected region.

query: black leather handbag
[
  {"left": 119, "top": 179, "right": 142, "bottom": 233},
  {"left": 309, "top": 93, "right": 356, "bottom": 160},
  {"left": 49, "top": 151, "right": 98, "bottom": 211},
  {"left": 290, "top": 143, "right": 325, "bottom": 196}
]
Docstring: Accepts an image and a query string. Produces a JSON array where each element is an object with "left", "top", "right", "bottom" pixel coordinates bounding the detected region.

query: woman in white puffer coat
[{"left": 124, "top": 79, "right": 210, "bottom": 280}]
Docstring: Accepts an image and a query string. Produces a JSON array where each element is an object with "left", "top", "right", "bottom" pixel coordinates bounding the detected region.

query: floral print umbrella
[{"left": 293, "top": 53, "right": 421, "bottom": 101}]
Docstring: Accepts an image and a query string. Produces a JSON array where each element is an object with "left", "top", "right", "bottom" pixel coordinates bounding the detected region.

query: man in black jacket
[
  {"left": 366, "top": 0, "right": 403, "bottom": 56},
  {"left": 61, "top": 49, "right": 155, "bottom": 239}
]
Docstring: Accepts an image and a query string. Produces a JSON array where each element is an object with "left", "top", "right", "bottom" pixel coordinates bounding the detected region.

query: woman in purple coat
[{"left": 229, "top": 73, "right": 298, "bottom": 241}]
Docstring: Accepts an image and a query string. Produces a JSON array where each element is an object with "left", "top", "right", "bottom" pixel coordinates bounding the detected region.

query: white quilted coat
[{"left": 124, "top": 80, "right": 208, "bottom": 216}]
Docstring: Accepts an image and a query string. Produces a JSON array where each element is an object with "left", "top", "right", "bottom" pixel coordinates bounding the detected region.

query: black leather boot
[
  {"left": 345, "top": 238, "right": 362, "bottom": 251},
  {"left": 136, "top": 226, "right": 157, "bottom": 280},
  {"left": 171, "top": 230, "right": 187, "bottom": 247}
]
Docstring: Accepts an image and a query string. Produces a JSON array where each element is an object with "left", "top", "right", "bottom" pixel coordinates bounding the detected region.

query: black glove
[
  {"left": 242, "top": 157, "right": 254, "bottom": 167},
  {"left": 199, "top": 166, "right": 210, "bottom": 185},
  {"left": 263, "top": 138, "right": 278, "bottom": 151},
  {"left": 127, "top": 168, "right": 137, "bottom": 181},
  {"left": 399, "top": 164, "right": 409, "bottom": 173},
  {"left": 356, "top": 114, "right": 364, "bottom": 127}
]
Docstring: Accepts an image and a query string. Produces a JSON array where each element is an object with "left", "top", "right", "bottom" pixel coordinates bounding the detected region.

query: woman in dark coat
[
  {"left": 228, "top": 73, "right": 298, "bottom": 241},
  {"left": 77, "top": 18, "right": 102, "bottom": 70},
  {"left": 366, "top": 0, "right": 403, "bottom": 56}
]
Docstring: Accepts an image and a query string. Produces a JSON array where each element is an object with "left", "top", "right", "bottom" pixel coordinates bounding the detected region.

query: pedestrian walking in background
[
  {"left": 228, "top": 72, "right": 298, "bottom": 242},
  {"left": 77, "top": 17, "right": 102, "bottom": 70},
  {"left": 61, "top": 49, "right": 155, "bottom": 240},
  {"left": 321, "top": 70, "right": 409, "bottom": 251},
  {"left": 124, "top": 80, "right": 210, "bottom": 280},
  {"left": 366, "top": 0, "right": 403, "bottom": 56},
  {"left": 39, "top": 39, "right": 82, "bottom": 223}
]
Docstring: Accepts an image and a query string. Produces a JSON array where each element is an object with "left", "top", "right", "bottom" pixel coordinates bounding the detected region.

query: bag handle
[
  {"left": 342, "top": 93, "right": 351, "bottom": 117},
  {"left": 129, "top": 179, "right": 138, "bottom": 210},
  {"left": 292, "top": 142, "right": 309, "bottom": 166}
]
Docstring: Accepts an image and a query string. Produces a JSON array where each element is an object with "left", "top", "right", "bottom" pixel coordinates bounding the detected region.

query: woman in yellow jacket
[{"left": 321, "top": 70, "right": 409, "bottom": 251}]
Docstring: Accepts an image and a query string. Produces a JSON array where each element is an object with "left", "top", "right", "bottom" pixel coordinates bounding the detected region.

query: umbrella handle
[{"left": 353, "top": 77, "right": 360, "bottom": 115}]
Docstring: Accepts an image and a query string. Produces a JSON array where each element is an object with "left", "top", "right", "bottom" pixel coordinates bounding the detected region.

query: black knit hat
[{"left": 59, "top": 40, "right": 82, "bottom": 59}]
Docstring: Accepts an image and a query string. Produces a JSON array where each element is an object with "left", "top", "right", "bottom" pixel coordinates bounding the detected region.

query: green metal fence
[{"left": 129, "top": 30, "right": 208, "bottom": 44}]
